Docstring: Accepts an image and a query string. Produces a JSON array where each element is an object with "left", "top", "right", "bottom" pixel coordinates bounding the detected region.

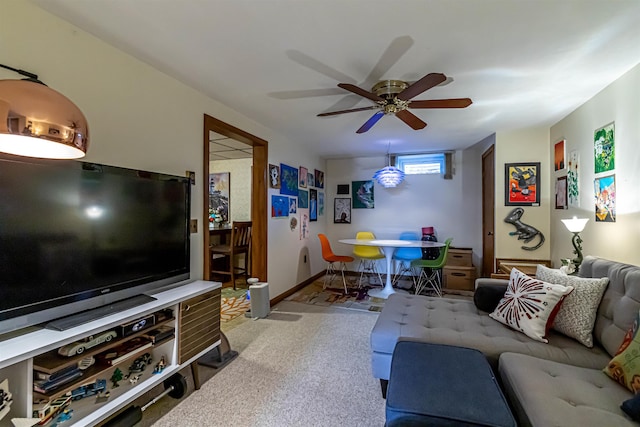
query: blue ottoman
[{"left": 386, "top": 341, "right": 516, "bottom": 427}]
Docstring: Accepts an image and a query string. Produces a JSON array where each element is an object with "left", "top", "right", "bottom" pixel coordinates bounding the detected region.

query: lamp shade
[
  {"left": 373, "top": 165, "right": 405, "bottom": 188},
  {"left": 0, "top": 79, "right": 88, "bottom": 159},
  {"left": 561, "top": 216, "right": 589, "bottom": 233}
]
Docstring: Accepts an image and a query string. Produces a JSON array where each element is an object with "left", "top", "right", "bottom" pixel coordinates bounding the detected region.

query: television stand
[{"left": 45, "top": 294, "right": 157, "bottom": 331}]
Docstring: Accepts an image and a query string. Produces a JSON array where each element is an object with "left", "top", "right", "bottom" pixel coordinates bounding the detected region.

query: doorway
[
  {"left": 203, "top": 114, "right": 268, "bottom": 283},
  {"left": 481, "top": 145, "right": 495, "bottom": 277}
]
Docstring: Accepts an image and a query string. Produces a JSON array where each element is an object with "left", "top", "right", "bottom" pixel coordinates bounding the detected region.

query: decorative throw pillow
[
  {"left": 621, "top": 393, "right": 640, "bottom": 422},
  {"left": 489, "top": 268, "right": 573, "bottom": 343},
  {"left": 536, "top": 264, "right": 609, "bottom": 347},
  {"left": 604, "top": 311, "right": 640, "bottom": 393}
]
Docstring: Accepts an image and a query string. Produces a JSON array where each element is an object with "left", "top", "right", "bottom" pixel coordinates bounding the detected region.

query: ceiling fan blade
[
  {"left": 317, "top": 106, "right": 379, "bottom": 117},
  {"left": 356, "top": 111, "right": 385, "bottom": 134},
  {"left": 338, "top": 83, "right": 384, "bottom": 102},
  {"left": 409, "top": 98, "right": 473, "bottom": 109},
  {"left": 396, "top": 73, "right": 447, "bottom": 101},
  {"left": 396, "top": 110, "right": 427, "bottom": 130}
]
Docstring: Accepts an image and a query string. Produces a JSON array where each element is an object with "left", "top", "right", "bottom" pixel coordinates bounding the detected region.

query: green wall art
[{"left": 594, "top": 122, "right": 615, "bottom": 174}]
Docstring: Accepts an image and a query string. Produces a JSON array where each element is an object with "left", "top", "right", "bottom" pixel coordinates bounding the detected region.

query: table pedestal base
[{"left": 368, "top": 286, "right": 408, "bottom": 299}]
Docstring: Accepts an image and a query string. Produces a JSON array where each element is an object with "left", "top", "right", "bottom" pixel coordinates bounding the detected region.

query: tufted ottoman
[{"left": 386, "top": 341, "right": 516, "bottom": 427}]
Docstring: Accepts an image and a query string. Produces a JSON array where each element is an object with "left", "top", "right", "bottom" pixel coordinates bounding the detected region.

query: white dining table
[{"left": 338, "top": 239, "right": 445, "bottom": 299}]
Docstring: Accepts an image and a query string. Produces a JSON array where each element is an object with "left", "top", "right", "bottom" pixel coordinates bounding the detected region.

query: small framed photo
[
  {"left": 337, "top": 184, "right": 349, "bottom": 195},
  {"left": 555, "top": 176, "right": 567, "bottom": 209},
  {"left": 268, "top": 164, "right": 280, "bottom": 189},
  {"left": 334, "top": 198, "right": 351, "bottom": 224},
  {"left": 299, "top": 166, "right": 308, "bottom": 188},
  {"left": 554, "top": 139, "right": 566, "bottom": 171},
  {"left": 505, "top": 162, "right": 540, "bottom": 206},
  {"left": 315, "top": 169, "right": 325, "bottom": 189}
]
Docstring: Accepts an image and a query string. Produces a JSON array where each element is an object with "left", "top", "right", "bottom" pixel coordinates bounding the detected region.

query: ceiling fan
[{"left": 317, "top": 73, "right": 472, "bottom": 134}]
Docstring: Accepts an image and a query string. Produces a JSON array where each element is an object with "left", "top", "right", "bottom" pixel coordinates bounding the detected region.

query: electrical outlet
[{"left": 189, "top": 219, "right": 198, "bottom": 233}]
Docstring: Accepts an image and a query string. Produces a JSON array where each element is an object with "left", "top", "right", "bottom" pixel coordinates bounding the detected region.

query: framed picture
[
  {"left": 271, "top": 195, "right": 289, "bottom": 217},
  {"left": 555, "top": 176, "right": 567, "bottom": 209},
  {"left": 309, "top": 188, "right": 318, "bottom": 221},
  {"left": 298, "top": 189, "right": 309, "bottom": 209},
  {"left": 315, "top": 169, "right": 325, "bottom": 189},
  {"left": 505, "top": 162, "right": 540, "bottom": 206},
  {"left": 554, "top": 139, "right": 566, "bottom": 171},
  {"left": 289, "top": 197, "right": 297, "bottom": 214},
  {"left": 337, "top": 184, "right": 349, "bottom": 195},
  {"left": 307, "top": 171, "right": 314, "bottom": 188},
  {"left": 352, "top": 180, "right": 375, "bottom": 209},
  {"left": 594, "top": 122, "right": 615, "bottom": 174},
  {"left": 318, "top": 192, "right": 324, "bottom": 216},
  {"left": 299, "top": 166, "right": 308, "bottom": 188},
  {"left": 334, "top": 198, "right": 351, "bottom": 224},
  {"left": 209, "top": 172, "right": 230, "bottom": 222},
  {"left": 279, "top": 163, "right": 298, "bottom": 196},
  {"left": 268, "top": 164, "right": 280, "bottom": 189},
  {"left": 594, "top": 174, "right": 616, "bottom": 222},
  {"left": 567, "top": 150, "right": 580, "bottom": 207}
]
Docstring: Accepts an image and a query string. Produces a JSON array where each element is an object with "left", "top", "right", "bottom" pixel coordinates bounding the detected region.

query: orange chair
[{"left": 318, "top": 234, "right": 354, "bottom": 293}]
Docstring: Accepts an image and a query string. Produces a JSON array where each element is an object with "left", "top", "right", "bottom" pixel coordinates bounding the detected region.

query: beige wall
[
  {"left": 495, "top": 127, "right": 551, "bottom": 261},
  {"left": 550, "top": 63, "right": 640, "bottom": 266},
  {"left": 211, "top": 158, "right": 252, "bottom": 222}
]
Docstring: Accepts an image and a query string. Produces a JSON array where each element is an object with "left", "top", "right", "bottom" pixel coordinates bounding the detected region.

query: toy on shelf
[
  {"left": 69, "top": 379, "right": 107, "bottom": 401},
  {"left": 128, "top": 375, "right": 141, "bottom": 385},
  {"left": 77, "top": 356, "right": 95, "bottom": 370},
  {"left": 32, "top": 396, "right": 71, "bottom": 426},
  {"left": 110, "top": 368, "right": 124, "bottom": 388},
  {"left": 58, "top": 331, "right": 117, "bottom": 357},
  {"left": 51, "top": 408, "right": 73, "bottom": 425},
  {"left": 0, "top": 378, "right": 13, "bottom": 421},
  {"left": 127, "top": 353, "right": 152, "bottom": 374},
  {"left": 153, "top": 356, "right": 167, "bottom": 374}
]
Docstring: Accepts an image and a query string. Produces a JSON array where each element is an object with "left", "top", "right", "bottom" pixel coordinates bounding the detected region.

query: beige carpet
[{"left": 149, "top": 300, "right": 385, "bottom": 427}]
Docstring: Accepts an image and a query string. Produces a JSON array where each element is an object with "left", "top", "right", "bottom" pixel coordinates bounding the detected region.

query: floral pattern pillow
[
  {"left": 604, "top": 310, "right": 640, "bottom": 393},
  {"left": 489, "top": 268, "right": 573, "bottom": 343},
  {"left": 536, "top": 265, "right": 609, "bottom": 347}
]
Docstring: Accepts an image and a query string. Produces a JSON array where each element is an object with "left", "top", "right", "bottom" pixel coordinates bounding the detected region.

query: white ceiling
[{"left": 32, "top": 0, "right": 640, "bottom": 159}]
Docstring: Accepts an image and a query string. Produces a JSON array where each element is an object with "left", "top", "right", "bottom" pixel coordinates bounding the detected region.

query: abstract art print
[
  {"left": 289, "top": 197, "right": 297, "bottom": 214},
  {"left": 505, "top": 163, "right": 540, "bottom": 206},
  {"left": 209, "top": 172, "right": 230, "bottom": 222},
  {"left": 554, "top": 140, "right": 566, "bottom": 171},
  {"left": 268, "top": 164, "right": 280, "bottom": 189},
  {"left": 308, "top": 172, "right": 314, "bottom": 188},
  {"left": 594, "top": 122, "right": 615, "bottom": 173},
  {"left": 334, "top": 198, "right": 351, "bottom": 224},
  {"left": 352, "top": 180, "right": 375, "bottom": 209},
  {"left": 298, "top": 189, "right": 309, "bottom": 209},
  {"left": 315, "top": 169, "right": 325, "bottom": 189},
  {"left": 299, "top": 166, "right": 308, "bottom": 188},
  {"left": 271, "top": 195, "right": 289, "bottom": 218},
  {"left": 300, "top": 209, "right": 310, "bottom": 240},
  {"left": 280, "top": 163, "right": 298, "bottom": 196},
  {"left": 318, "top": 192, "right": 324, "bottom": 216},
  {"left": 567, "top": 150, "right": 580, "bottom": 207},
  {"left": 594, "top": 174, "right": 615, "bottom": 222},
  {"left": 309, "top": 188, "right": 318, "bottom": 221},
  {"left": 555, "top": 176, "right": 567, "bottom": 209}
]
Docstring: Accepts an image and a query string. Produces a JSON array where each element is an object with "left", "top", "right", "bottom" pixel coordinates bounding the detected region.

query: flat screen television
[{"left": 0, "top": 155, "right": 191, "bottom": 334}]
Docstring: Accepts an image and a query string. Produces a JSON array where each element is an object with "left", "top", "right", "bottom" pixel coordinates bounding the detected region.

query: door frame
[
  {"left": 481, "top": 145, "right": 495, "bottom": 277},
  {"left": 203, "top": 114, "right": 268, "bottom": 282}
]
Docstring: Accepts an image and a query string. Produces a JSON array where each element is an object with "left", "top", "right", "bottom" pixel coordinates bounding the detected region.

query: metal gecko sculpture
[{"left": 504, "top": 207, "right": 545, "bottom": 251}]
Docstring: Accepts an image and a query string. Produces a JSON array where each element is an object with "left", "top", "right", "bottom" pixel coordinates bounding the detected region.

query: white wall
[
  {"left": 495, "top": 127, "right": 551, "bottom": 261},
  {"left": 211, "top": 158, "right": 252, "bottom": 222},
  {"left": 550, "top": 63, "right": 640, "bottom": 266},
  {"left": 3, "top": 1, "right": 326, "bottom": 299},
  {"left": 325, "top": 148, "right": 485, "bottom": 274}
]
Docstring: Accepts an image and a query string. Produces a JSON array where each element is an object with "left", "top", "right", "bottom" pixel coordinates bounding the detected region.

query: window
[{"left": 396, "top": 153, "right": 445, "bottom": 175}]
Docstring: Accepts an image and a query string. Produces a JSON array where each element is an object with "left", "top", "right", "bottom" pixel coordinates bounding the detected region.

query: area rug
[
  {"left": 220, "top": 287, "right": 251, "bottom": 322},
  {"left": 285, "top": 279, "right": 388, "bottom": 313}
]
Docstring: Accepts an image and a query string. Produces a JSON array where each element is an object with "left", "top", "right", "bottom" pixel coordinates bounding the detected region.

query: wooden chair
[{"left": 210, "top": 221, "right": 252, "bottom": 289}]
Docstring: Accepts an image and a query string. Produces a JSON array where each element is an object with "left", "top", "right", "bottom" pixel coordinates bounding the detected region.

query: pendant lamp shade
[
  {"left": 373, "top": 164, "right": 405, "bottom": 188},
  {"left": 0, "top": 79, "right": 89, "bottom": 159}
]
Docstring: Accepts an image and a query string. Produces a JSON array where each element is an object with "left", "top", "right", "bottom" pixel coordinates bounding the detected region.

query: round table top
[{"left": 338, "top": 239, "right": 444, "bottom": 248}]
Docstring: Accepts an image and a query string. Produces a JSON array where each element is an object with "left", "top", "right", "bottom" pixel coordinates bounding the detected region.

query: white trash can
[{"left": 248, "top": 282, "right": 270, "bottom": 319}]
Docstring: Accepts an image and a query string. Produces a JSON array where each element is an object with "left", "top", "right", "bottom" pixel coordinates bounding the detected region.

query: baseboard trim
[{"left": 270, "top": 271, "right": 326, "bottom": 306}]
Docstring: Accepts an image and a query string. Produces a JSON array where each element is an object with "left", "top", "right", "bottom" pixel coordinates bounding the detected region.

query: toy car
[
  {"left": 58, "top": 331, "right": 117, "bottom": 356},
  {"left": 128, "top": 353, "right": 152, "bottom": 374},
  {"left": 69, "top": 379, "right": 107, "bottom": 401}
]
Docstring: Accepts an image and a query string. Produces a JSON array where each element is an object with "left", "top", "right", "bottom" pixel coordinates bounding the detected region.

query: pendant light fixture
[
  {"left": 0, "top": 64, "right": 89, "bottom": 159},
  {"left": 373, "top": 144, "right": 405, "bottom": 188}
]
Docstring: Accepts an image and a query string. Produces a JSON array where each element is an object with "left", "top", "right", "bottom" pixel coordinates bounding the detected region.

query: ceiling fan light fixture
[{"left": 0, "top": 77, "right": 89, "bottom": 159}]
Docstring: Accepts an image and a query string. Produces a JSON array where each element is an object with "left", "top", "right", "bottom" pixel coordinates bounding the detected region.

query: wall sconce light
[
  {"left": 0, "top": 64, "right": 89, "bottom": 159},
  {"left": 561, "top": 216, "right": 589, "bottom": 272},
  {"left": 373, "top": 147, "right": 405, "bottom": 188}
]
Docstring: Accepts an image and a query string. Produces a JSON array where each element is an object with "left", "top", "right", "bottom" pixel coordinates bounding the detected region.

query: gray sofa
[{"left": 370, "top": 256, "right": 640, "bottom": 426}]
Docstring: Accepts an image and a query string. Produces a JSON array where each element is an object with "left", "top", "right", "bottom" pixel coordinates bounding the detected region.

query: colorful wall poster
[
  {"left": 594, "top": 122, "right": 615, "bottom": 173},
  {"left": 352, "top": 180, "right": 375, "bottom": 209},
  {"left": 594, "top": 174, "right": 615, "bottom": 222}
]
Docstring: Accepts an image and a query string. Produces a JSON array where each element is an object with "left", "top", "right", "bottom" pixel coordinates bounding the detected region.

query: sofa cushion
[
  {"left": 489, "top": 268, "right": 573, "bottom": 343},
  {"left": 474, "top": 281, "right": 508, "bottom": 312},
  {"left": 536, "top": 264, "right": 609, "bottom": 347},
  {"left": 622, "top": 393, "right": 640, "bottom": 422},
  {"left": 499, "top": 352, "right": 637, "bottom": 426},
  {"left": 370, "top": 293, "right": 611, "bottom": 380},
  {"left": 604, "top": 310, "right": 640, "bottom": 392}
]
